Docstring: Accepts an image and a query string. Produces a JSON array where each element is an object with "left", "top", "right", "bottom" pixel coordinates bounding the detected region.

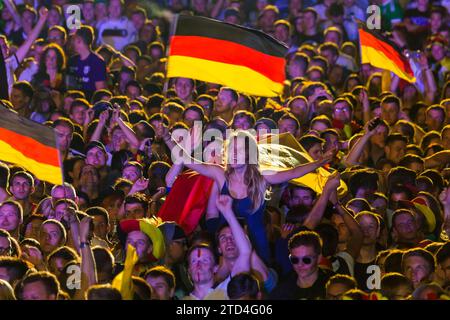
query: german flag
[
  {"left": 0, "top": 106, "right": 63, "bottom": 185},
  {"left": 358, "top": 26, "right": 416, "bottom": 83},
  {"left": 167, "top": 15, "right": 288, "bottom": 97}
]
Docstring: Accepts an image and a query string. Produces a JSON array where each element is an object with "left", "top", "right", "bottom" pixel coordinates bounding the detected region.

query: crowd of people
[{"left": 0, "top": 0, "right": 449, "bottom": 301}]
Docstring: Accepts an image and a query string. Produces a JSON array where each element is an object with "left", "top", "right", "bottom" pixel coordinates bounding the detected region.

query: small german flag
[
  {"left": 358, "top": 25, "right": 416, "bottom": 83},
  {"left": 0, "top": 106, "right": 63, "bottom": 185},
  {"left": 167, "top": 15, "right": 288, "bottom": 97}
]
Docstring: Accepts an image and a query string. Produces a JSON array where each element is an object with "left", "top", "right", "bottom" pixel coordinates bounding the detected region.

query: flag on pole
[
  {"left": 0, "top": 106, "right": 63, "bottom": 185},
  {"left": 358, "top": 25, "right": 416, "bottom": 83},
  {"left": 167, "top": 15, "right": 288, "bottom": 97}
]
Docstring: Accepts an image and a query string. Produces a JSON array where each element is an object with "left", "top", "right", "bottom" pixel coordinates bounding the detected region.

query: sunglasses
[{"left": 289, "top": 254, "right": 315, "bottom": 265}]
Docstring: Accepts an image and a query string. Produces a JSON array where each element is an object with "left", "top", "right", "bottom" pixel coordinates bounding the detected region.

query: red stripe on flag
[
  {"left": 359, "top": 29, "right": 413, "bottom": 77},
  {"left": 0, "top": 127, "right": 60, "bottom": 167},
  {"left": 169, "top": 35, "right": 286, "bottom": 83}
]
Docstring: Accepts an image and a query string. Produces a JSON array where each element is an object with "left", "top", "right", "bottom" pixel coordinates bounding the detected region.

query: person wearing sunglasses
[{"left": 270, "top": 230, "right": 334, "bottom": 299}]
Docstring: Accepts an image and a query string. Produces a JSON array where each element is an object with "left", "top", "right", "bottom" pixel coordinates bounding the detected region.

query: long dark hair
[{"left": 38, "top": 43, "right": 66, "bottom": 74}]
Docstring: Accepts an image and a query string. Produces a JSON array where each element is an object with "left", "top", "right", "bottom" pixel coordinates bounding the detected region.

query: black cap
[
  {"left": 85, "top": 140, "right": 107, "bottom": 155},
  {"left": 93, "top": 100, "right": 113, "bottom": 119}
]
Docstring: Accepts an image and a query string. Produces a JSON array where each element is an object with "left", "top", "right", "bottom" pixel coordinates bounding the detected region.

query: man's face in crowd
[
  {"left": 109, "top": 0, "right": 123, "bottom": 19},
  {"left": 215, "top": 89, "right": 235, "bottom": 114},
  {"left": 11, "top": 176, "right": 33, "bottom": 200},
  {"left": 289, "top": 99, "right": 308, "bottom": 121},
  {"left": 426, "top": 109, "right": 444, "bottom": 131},
  {"left": 125, "top": 203, "right": 145, "bottom": 219},
  {"left": 131, "top": 13, "right": 146, "bottom": 31},
  {"left": 126, "top": 85, "right": 140, "bottom": 101},
  {"left": 40, "top": 223, "right": 63, "bottom": 255},
  {"left": 111, "top": 128, "right": 128, "bottom": 152},
  {"left": 369, "top": 124, "right": 388, "bottom": 148},
  {"left": 10, "top": 88, "right": 30, "bottom": 111},
  {"left": 442, "top": 129, "right": 450, "bottom": 150},
  {"left": 394, "top": 213, "right": 418, "bottom": 242},
  {"left": 54, "top": 124, "right": 73, "bottom": 152},
  {"left": 0, "top": 236, "right": 10, "bottom": 256},
  {"left": 183, "top": 110, "right": 202, "bottom": 128},
  {"left": 82, "top": 2, "right": 95, "bottom": 23},
  {"left": 70, "top": 105, "right": 87, "bottom": 125},
  {"left": 307, "top": 143, "right": 323, "bottom": 161},
  {"left": 168, "top": 238, "right": 187, "bottom": 263},
  {"left": 95, "top": 2, "right": 108, "bottom": 21},
  {"left": 22, "top": 280, "right": 56, "bottom": 300},
  {"left": 325, "top": 31, "right": 340, "bottom": 46},
  {"left": 404, "top": 256, "right": 432, "bottom": 288},
  {"left": 321, "top": 49, "right": 337, "bottom": 66},
  {"left": 86, "top": 147, "right": 107, "bottom": 168},
  {"left": 80, "top": 164, "right": 99, "bottom": 186},
  {"left": 122, "top": 166, "right": 141, "bottom": 183},
  {"left": 274, "top": 25, "right": 289, "bottom": 43},
  {"left": 333, "top": 101, "right": 352, "bottom": 123},
  {"left": 287, "top": 60, "right": 305, "bottom": 79},
  {"left": 175, "top": 78, "right": 194, "bottom": 101},
  {"left": 289, "top": 188, "right": 315, "bottom": 208},
  {"left": 381, "top": 102, "right": 399, "bottom": 126},
  {"left": 331, "top": 214, "right": 350, "bottom": 244},
  {"left": 126, "top": 231, "right": 152, "bottom": 263},
  {"left": 357, "top": 215, "right": 379, "bottom": 245},
  {"left": 146, "top": 276, "right": 174, "bottom": 300},
  {"left": 326, "top": 283, "right": 352, "bottom": 300},
  {"left": 233, "top": 116, "right": 252, "bottom": 130},
  {"left": 72, "top": 35, "right": 87, "bottom": 55},
  {"left": 439, "top": 257, "right": 450, "bottom": 286},
  {"left": 218, "top": 226, "right": 239, "bottom": 260},
  {"left": 260, "top": 10, "right": 276, "bottom": 32},
  {"left": 278, "top": 118, "right": 298, "bottom": 136},
  {"left": 92, "top": 215, "right": 108, "bottom": 240},
  {"left": 431, "top": 44, "right": 446, "bottom": 62},
  {"left": 188, "top": 248, "right": 216, "bottom": 285},
  {"left": 385, "top": 140, "right": 406, "bottom": 163},
  {"left": 303, "top": 12, "right": 316, "bottom": 30},
  {"left": 48, "top": 29, "right": 65, "bottom": 47},
  {"left": 22, "top": 10, "right": 35, "bottom": 30},
  {"left": 0, "top": 204, "right": 20, "bottom": 233},
  {"left": 52, "top": 186, "right": 76, "bottom": 203},
  {"left": 290, "top": 245, "right": 319, "bottom": 279}
]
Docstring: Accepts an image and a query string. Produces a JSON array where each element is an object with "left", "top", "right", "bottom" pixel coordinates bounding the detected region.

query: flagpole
[{"left": 162, "top": 13, "right": 180, "bottom": 97}]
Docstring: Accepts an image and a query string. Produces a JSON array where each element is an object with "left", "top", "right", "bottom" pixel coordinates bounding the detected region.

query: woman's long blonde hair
[{"left": 224, "top": 130, "right": 270, "bottom": 213}]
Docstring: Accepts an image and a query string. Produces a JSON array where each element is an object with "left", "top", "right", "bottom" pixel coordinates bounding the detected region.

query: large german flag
[
  {"left": 0, "top": 106, "right": 63, "bottom": 185},
  {"left": 167, "top": 15, "right": 288, "bottom": 97},
  {"left": 358, "top": 26, "right": 416, "bottom": 83}
]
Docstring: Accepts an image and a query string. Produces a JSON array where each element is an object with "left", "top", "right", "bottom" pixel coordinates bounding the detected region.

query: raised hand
[
  {"left": 79, "top": 216, "right": 94, "bottom": 243},
  {"left": 151, "top": 187, "right": 166, "bottom": 201},
  {"left": 98, "top": 110, "right": 109, "bottom": 125},
  {"left": 325, "top": 171, "right": 341, "bottom": 191},
  {"left": 38, "top": 6, "right": 49, "bottom": 21},
  {"left": 84, "top": 108, "right": 95, "bottom": 127},
  {"left": 62, "top": 206, "right": 79, "bottom": 225},
  {"left": 22, "top": 245, "right": 44, "bottom": 268},
  {"left": 318, "top": 146, "right": 336, "bottom": 166},
  {"left": 280, "top": 223, "right": 296, "bottom": 239},
  {"left": 132, "top": 177, "right": 149, "bottom": 193},
  {"left": 216, "top": 194, "right": 233, "bottom": 216}
]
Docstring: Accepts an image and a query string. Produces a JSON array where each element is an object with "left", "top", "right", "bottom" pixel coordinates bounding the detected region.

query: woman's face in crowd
[{"left": 45, "top": 49, "right": 59, "bottom": 70}]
